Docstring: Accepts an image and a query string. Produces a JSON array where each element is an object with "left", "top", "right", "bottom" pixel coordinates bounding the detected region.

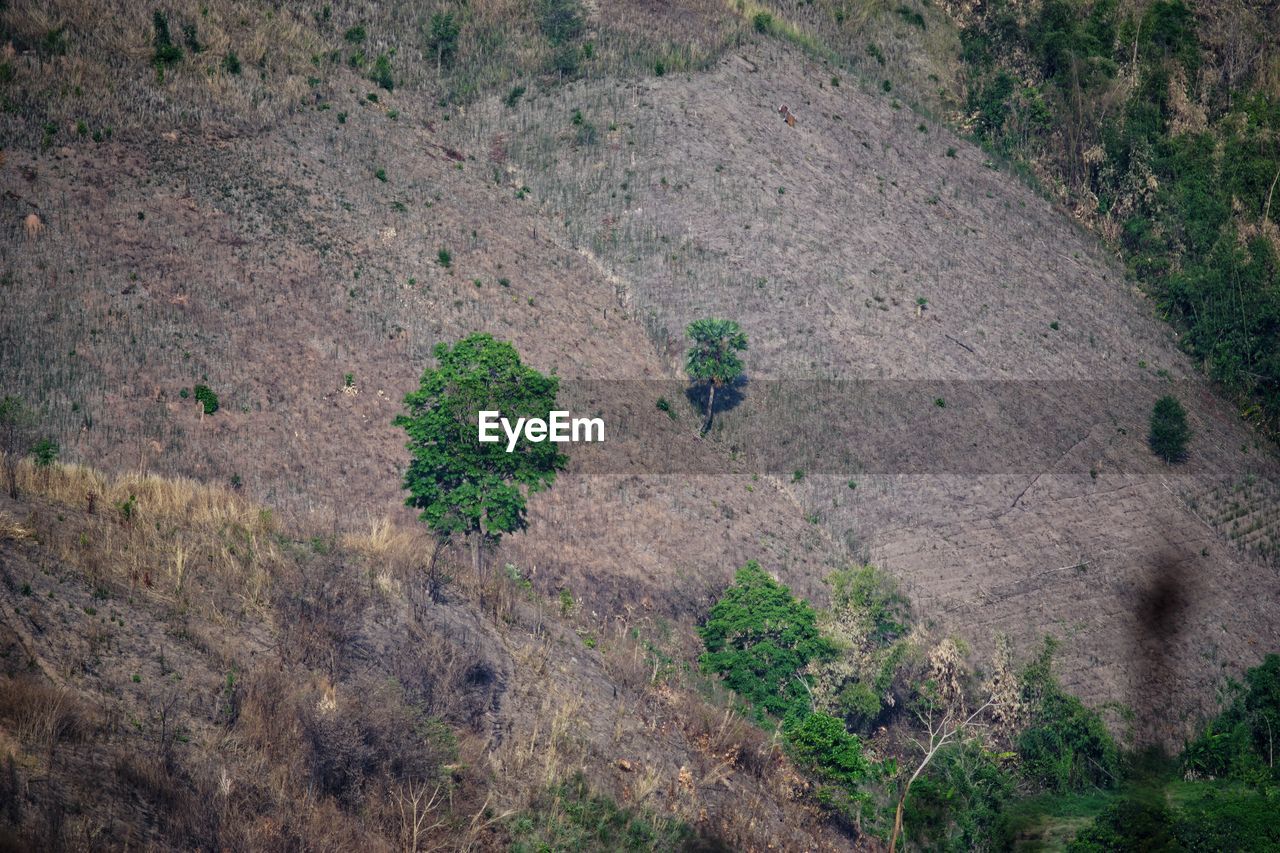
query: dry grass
[
  {"left": 0, "top": 0, "right": 327, "bottom": 146},
  {"left": 15, "top": 460, "right": 280, "bottom": 617},
  {"left": 0, "top": 460, "right": 861, "bottom": 849},
  {"left": 0, "top": 678, "right": 88, "bottom": 756},
  {"left": 0, "top": 513, "right": 34, "bottom": 543}
]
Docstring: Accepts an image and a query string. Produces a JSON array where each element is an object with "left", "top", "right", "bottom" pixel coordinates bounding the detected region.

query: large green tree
[
  {"left": 395, "top": 334, "right": 565, "bottom": 582},
  {"left": 699, "top": 561, "right": 835, "bottom": 720},
  {"left": 685, "top": 318, "right": 747, "bottom": 435}
]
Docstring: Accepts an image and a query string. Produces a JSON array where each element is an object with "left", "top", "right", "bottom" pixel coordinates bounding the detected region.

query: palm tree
[{"left": 685, "top": 318, "right": 748, "bottom": 435}]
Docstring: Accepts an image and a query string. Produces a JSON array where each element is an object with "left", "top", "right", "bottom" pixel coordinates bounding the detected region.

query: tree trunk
[
  {"left": 889, "top": 787, "right": 909, "bottom": 853},
  {"left": 470, "top": 532, "right": 481, "bottom": 578},
  {"left": 701, "top": 383, "right": 717, "bottom": 435},
  {"left": 426, "top": 536, "right": 448, "bottom": 603}
]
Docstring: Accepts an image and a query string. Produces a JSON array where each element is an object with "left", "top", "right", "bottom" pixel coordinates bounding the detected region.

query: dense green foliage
[
  {"left": 192, "top": 384, "right": 219, "bottom": 416},
  {"left": 1067, "top": 785, "right": 1280, "bottom": 852},
  {"left": 1184, "top": 654, "right": 1280, "bottom": 783},
  {"left": 783, "top": 711, "right": 874, "bottom": 820},
  {"left": 701, "top": 568, "right": 1279, "bottom": 847},
  {"left": 1172, "top": 785, "right": 1280, "bottom": 851},
  {"left": 903, "top": 742, "right": 1016, "bottom": 853},
  {"left": 960, "top": 0, "right": 1280, "bottom": 434},
  {"left": 508, "top": 772, "right": 691, "bottom": 852},
  {"left": 1034, "top": 656, "right": 1280, "bottom": 848},
  {"left": 394, "top": 334, "right": 565, "bottom": 546},
  {"left": 1149, "top": 394, "right": 1190, "bottom": 462},
  {"left": 784, "top": 711, "right": 870, "bottom": 788},
  {"left": 700, "top": 564, "right": 882, "bottom": 827},
  {"left": 698, "top": 561, "right": 835, "bottom": 721},
  {"left": 1017, "top": 639, "right": 1120, "bottom": 792},
  {"left": 1067, "top": 792, "right": 1178, "bottom": 852},
  {"left": 151, "top": 11, "right": 183, "bottom": 68}
]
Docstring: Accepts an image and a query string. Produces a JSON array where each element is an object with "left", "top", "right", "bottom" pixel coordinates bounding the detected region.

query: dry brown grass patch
[
  {"left": 16, "top": 461, "right": 282, "bottom": 615},
  {"left": 0, "top": 677, "right": 90, "bottom": 755}
]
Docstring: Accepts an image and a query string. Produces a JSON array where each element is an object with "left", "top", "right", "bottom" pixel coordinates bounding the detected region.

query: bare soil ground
[{"left": 451, "top": 40, "right": 1280, "bottom": 745}]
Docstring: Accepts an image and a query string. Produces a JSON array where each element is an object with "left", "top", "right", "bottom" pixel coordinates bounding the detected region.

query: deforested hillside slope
[
  {"left": 452, "top": 40, "right": 1280, "bottom": 744},
  {"left": 3, "top": 0, "right": 1280, "bottom": 848},
  {"left": 1, "top": 46, "right": 845, "bottom": 623},
  {"left": 0, "top": 464, "right": 856, "bottom": 850}
]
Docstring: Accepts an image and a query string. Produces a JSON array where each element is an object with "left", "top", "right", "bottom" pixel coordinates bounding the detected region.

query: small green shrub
[
  {"left": 222, "top": 51, "right": 241, "bottom": 75},
  {"left": 896, "top": 5, "right": 926, "bottom": 29},
  {"left": 784, "top": 711, "right": 871, "bottom": 795},
  {"left": 151, "top": 11, "right": 183, "bottom": 67},
  {"left": 538, "top": 0, "right": 584, "bottom": 46},
  {"left": 31, "top": 438, "right": 58, "bottom": 467},
  {"left": 192, "top": 384, "right": 219, "bottom": 415},
  {"left": 371, "top": 53, "right": 394, "bottom": 90},
  {"left": 116, "top": 493, "right": 137, "bottom": 524},
  {"left": 436, "top": 248, "right": 452, "bottom": 268},
  {"left": 181, "top": 23, "right": 202, "bottom": 53},
  {"left": 1148, "top": 395, "right": 1190, "bottom": 462},
  {"left": 427, "top": 12, "right": 460, "bottom": 68}
]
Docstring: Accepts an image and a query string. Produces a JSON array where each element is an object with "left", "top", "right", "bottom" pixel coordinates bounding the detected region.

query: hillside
[
  {"left": 1, "top": 463, "right": 860, "bottom": 849},
  {"left": 2, "top": 0, "right": 1279, "bottom": 850}
]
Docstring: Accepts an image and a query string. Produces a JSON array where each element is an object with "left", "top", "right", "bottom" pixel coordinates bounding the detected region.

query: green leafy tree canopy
[
  {"left": 699, "top": 560, "right": 836, "bottom": 720},
  {"left": 1017, "top": 638, "right": 1120, "bottom": 792},
  {"left": 394, "top": 334, "right": 566, "bottom": 567},
  {"left": 685, "top": 317, "right": 747, "bottom": 434}
]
